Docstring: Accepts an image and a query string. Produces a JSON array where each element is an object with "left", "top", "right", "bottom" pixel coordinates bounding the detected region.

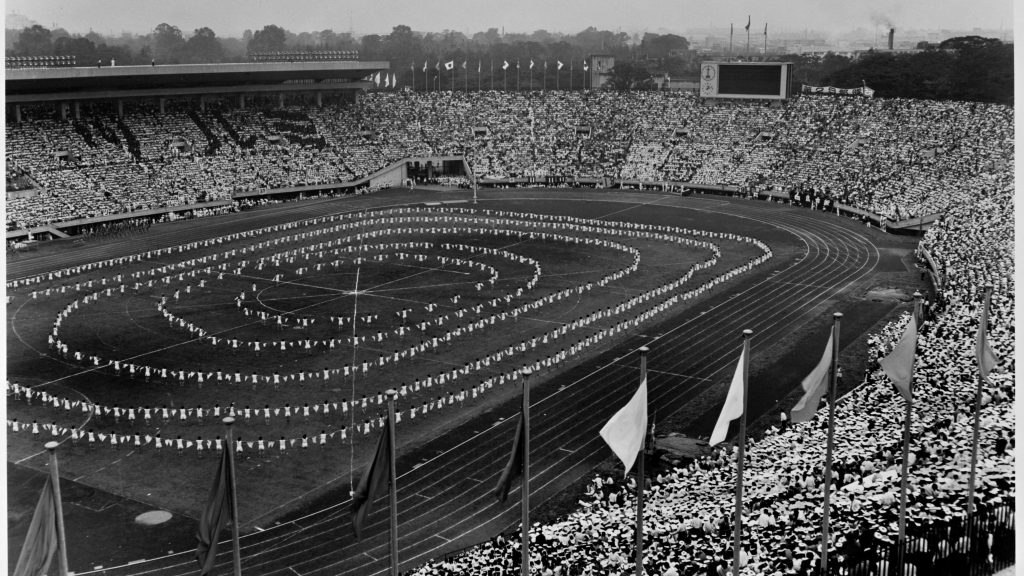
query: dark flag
[
  {"left": 13, "top": 476, "right": 65, "bottom": 576},
  {"left": 195, "top": 447, "right": 234, "bottom": 576},
  {"left": 352, "top": 418, "right": 392, "bottom": 539},
  {"left": 494, "top": 413, "right": 525, "bottom": 503}
]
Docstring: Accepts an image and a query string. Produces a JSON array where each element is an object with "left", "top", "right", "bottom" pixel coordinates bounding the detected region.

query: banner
[{"left": 801, "top": 84, "right": 875, "bottom": 98}]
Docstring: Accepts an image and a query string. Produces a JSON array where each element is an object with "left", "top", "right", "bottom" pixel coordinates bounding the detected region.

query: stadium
[{"left": 5, "top": 27, "right": 1015, "bottom": 576}]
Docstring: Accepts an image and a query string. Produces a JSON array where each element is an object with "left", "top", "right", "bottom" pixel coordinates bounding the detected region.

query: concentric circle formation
[{"left": 5, "top": 191, "right": 880, "bottom": 576}]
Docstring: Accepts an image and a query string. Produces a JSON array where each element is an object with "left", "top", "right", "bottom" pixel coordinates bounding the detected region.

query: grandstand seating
[{"left": 6, "top": 92, "right": 1012, "bottom": 231}]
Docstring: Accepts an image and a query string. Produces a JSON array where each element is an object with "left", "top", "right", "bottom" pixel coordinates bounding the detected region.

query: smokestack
[{"left": 888, "top": 28, "right": 894, "bottom": 50}]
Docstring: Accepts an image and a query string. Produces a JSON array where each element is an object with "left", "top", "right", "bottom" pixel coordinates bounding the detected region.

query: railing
[{"left": 828, "top": 502, "right": 1014, "bottom": 576}]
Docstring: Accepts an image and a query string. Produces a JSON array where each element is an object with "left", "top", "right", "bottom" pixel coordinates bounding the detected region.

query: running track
[{"left": 9, "top": 190, "right": 884, "bottom": 576}]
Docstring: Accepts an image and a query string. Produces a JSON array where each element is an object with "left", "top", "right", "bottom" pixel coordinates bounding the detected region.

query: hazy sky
[{"left": 5, "top": 0, "right": 1015, "bottom": 37}]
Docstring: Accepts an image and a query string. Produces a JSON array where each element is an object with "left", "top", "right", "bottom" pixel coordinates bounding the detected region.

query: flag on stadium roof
[
  {"left": 557, "top": 61, "right": 564, "bottom": 70},
  {"left": 529, "top": 59, "right": 534, "bottom": 69},
  {"left": 444, "top": 60, "right": 454, "bottom": 71},
  {"left": 711, "top": 346, "right": 747, "bottom": 446},
  {"left": 502, "top": 60, "right": 509, "bottom": 70},
  {"left": 599, "top": 375, "right": 648, "bottom": 476}
]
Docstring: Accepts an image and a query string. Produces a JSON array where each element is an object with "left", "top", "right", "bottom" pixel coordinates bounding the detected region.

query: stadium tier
[{"left": 5, "top": 91, "right": 1012, "bottom": 232}]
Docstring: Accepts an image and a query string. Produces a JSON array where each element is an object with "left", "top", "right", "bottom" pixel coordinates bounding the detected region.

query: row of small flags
[
  {"left": 369, "top": 59, "right": 591, "bottom": 89},
  {"left": 14, "top": 291, "right": 1001, "bottom": 575},
  {"left": 419, "top": 59, "right": 579, "bottom": 72},
  {"left": 367, "top": 71, "right": 399, "bottom": 89}
]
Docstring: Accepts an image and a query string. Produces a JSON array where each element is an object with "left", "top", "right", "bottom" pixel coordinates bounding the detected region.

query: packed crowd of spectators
[
  {"left": 409, "top": 172, "right": 1015, "bottom": 576},
  {"left": 7, "top": 92, "right": 1011, "bottom": 231}
]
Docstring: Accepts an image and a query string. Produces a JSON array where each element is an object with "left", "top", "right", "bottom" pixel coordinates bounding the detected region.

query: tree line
[{"left": 6, "top": 23, "right": 1012, "bottom": 104}]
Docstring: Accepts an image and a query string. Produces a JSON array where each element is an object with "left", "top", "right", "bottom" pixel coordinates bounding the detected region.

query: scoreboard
[{"left": 699, "top": 62, "right": 793, "bottom": 100}]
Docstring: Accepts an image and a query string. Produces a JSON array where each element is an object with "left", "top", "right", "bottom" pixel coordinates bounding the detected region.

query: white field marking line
[
  {"left": 386, "top": 261, "right": 472, "bottom": 275},
  {"left": 767, "top": 279, "right": 841, "bottom": 290},
  {"left": 363, "top": 267, "right": 471, "bottom": 292},
  {"left": 357, "top": 279, "right": 486, "bottom": 294},
  {"left": 255, "top": 283, "right": 354, "bottom": 316},
  {"left": 288, "top": 566, "right": 304, "bottom": 576}
]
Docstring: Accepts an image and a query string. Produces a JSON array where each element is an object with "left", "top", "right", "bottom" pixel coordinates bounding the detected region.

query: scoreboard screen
[{"left": 699, "top": 62, "right": 792, "bottom": 100}]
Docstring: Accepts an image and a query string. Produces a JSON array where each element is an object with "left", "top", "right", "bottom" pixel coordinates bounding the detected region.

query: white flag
[
  {"left": 710, "top": 347, "right": 746, "bottom": 446},
  {"left": 530, "top": 59, "right": 534, "bottom": 69},
  {"left": 557, "top": 60, "right": 564, "bottom": 70},
  {"left": 392, "top": 72, "right": 398, "bottom": 88},
  {"left": 583, "top": 61, "right": 589, "bottom": 71},
  {"left": 502, "top": 60, "right": 509, "bottom": 70},
  {"left": 383, "top": 73, "right": 390, "bottom": 88},
  {"left": 599, "top": 376, "right": 648, "bottom": 476},
  {"left": 444, "top": 60, "right": 454, "bottom": 71}
]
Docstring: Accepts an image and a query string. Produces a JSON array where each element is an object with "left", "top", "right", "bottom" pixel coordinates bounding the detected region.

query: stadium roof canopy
[{"left": 5, "top": 61, "right": 390, "bottom": 103}]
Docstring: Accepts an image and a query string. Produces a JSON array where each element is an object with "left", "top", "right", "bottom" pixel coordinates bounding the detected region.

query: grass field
[{"left": 7, "top": 200, "right": 772, "bottom": 528}]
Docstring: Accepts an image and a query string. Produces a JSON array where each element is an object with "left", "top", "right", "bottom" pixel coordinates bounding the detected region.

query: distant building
[{"left": 588, "top": 54, "right": 615, "bottom": 89}]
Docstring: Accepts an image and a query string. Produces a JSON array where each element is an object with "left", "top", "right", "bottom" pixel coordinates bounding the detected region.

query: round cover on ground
[{"left": 134, "top": 510, "right": 173, "bottom": 525}]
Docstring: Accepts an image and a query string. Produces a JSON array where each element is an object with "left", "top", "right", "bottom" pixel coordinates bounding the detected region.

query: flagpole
[
  {"left": 764, "top": 24, "right": 768, "bottom": 57},
  {"left": 730, "top": 24, "right": 733, "bottom": 57},
  {"left": 516, "top": 60, "right": 520, "bottom": 91},
  {"left": 45, "top": 441, "right": 69, "bottom": 576},
  {"left": 966, "top": 285, "right": 993, "bottom": 528},
  {"left": 530, "top": 63, "right": 533, "bottom": 91},
  {"left": 520, "top": 367, "right": 532, "bottom": 576},
  {"left": 897, "top": 294, "right": 921, "bottom": 568},
  {"left": 634, "top": 347, "right": 649, "bottom": 576},
  {"left": 820, "top": 312, "right": 842, "bottom": 574},
  {"left": 543, "top": 64, "right": 546, "bottom": 91},
  {"left": 223, "top": 417, "right": 242, "bottom": 576},
  {"left": 386, "top": 389, "right": 399, "bottom": 576},
  {"left": 733, "top": 329, "right": 752, "bottom": 576},
  {"left": 570, "top": 60, "right": 573, "bottom": 91}
]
